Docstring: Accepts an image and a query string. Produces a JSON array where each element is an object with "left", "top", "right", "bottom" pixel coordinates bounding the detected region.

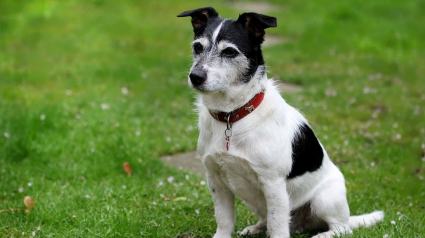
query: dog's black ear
[
  {"left": 177, "top": 7, "right": 219, "bottom": 36},
  {"left": 237, "top": 13, "right": 277, "bottom": 44}
]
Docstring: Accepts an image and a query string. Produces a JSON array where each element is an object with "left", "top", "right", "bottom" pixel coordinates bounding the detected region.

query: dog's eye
[
  {"left": 193, "top": 43, "right": 203, "bottom": 54},
  {"left": 221, "top": 47, "right": 239, "bottom": 58}
]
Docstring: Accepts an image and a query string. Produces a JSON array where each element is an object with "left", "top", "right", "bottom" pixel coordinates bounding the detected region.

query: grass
[{"left": 0, "top": 0, "right": 424, "bottom": 237}]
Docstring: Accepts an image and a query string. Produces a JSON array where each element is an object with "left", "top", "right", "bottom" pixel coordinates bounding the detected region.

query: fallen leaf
[
  {"left": 24, "top": 196, "right": 35, "bottom": 213},
  {"left": 123, "top": 162, "right": 132, "bottom": 176},
  {"left": 172, "top": 197, "right": 187, "bottom": 202},
  {"left": 160, "top": 194, "right": 171, "bottom": 201}
]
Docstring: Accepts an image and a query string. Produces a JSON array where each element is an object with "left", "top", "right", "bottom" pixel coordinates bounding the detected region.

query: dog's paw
[
  {"left": 213, "top": 230, "right": 232, "bottom": 238},
  {"left": 237, "top": 224, "right": 265, "bottom": 236}
]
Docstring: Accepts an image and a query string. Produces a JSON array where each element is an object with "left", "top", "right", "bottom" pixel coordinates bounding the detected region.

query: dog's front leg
[
  {"left": 261, "top": 177, "right": 290, "bottom": 238},
  {"left": 206, "top": 173, "right": 235, "bottom": 238}
]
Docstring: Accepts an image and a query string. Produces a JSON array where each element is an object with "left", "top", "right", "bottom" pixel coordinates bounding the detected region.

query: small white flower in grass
[
  {"left": 383, "top": 234, "right": 389, "bottom": 238},
  {"left": 18, "top": 187, "right": 24, "bottom": 193},
  {"left": 391, "top": 220, "right": 396, "bottom": 225},
  {"left": 370, "top": 162, "right": 375, "bottom": 167},
  {"left": 85, "top": 195, "right": 91, "bottom": 199},
  {"left": 90, "top": 148, "right": 95, "bottom": 153},
  {"left": 398, "top": 215, "right": 403, "bottom": 220},
  {"left": 135, "top": 130, "right": 140, "bottom": 136},
  {"left": 152, "top": 201, "right": 157, "bottom": 205},
  {"left": 195, "top": 209, "right": 200, "bottom": 215},
  {"left": 409, "top": 202, "right": 412, "bottom": 207},
  {"left": 421, "top": 143, "right": 425, "bottom": 149},
  {"left": 394, "top": 134, "right": 401, "bottom": 140},
  {"left": 37, "top": 227, "right": 41, "bottom": 231},
  {"left": 167, "top": 176, "right": 174, "bottom": 183},
  {"left": 40, "top": 114, "right": 46, "bottom": 121},
  {"left": 32, "top": 231, "right": 36, "bottom": 237},
  {"left": 121, "top": 87, "right": 129, "bottom": 95},
  {"left": 325, "top": 89, "right": 337, "bottom": 97},
  {"left": 72, "top": 215, "right": 76, "bottom": 218},
  {"left": 157, "top": 181, "right": 164, "bottom": 188},
  {"left": 397, "top": 211, "right": 401, "bottom": 215},
  {"left": 65, "top": 90, "right": 73, "bottom": 96},
  {"left": 27, "top": 182, "right": 33, "bottom": 187},
  {"left": 101, "top": 103, "right": 110, "bottom": 110},
  {"left": 4, "top": 132, "right": 10, "bottom": 138},
  {"left": 200, "top": 180, "right": 206, "bottom": 185},
  {"left": 363, "top": 87, "right": 371, "bottom": 94},
  {"left": 122, "top": 185, "right": 126, "bottom": 189},
  {"left": 22, "top": 232, "right": 25, "bottom": 236},
  {"left": 166, "top": 137, "right": 171, "bottom": 142},
  {"left": 185, "top": 175, "right": 190, "bottom": 180}
]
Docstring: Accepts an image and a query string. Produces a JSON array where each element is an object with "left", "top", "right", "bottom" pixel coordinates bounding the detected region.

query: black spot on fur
[{"left": 287, "top": 123, "right": 324, "bottom": 179}]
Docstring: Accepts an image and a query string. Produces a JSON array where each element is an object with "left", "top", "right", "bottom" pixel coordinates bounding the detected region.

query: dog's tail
[{"left": 349, "top": 210, "right": 384, "bottom": 229}]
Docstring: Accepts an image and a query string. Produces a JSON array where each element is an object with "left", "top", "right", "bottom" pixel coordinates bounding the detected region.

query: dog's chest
[{"left": 206, "top": 153, "right": 263, "bottom": 200}]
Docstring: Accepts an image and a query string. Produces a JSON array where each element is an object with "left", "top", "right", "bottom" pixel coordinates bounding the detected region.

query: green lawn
[{"left": 1, "top": 0, "right": 424, "bottom": 237}]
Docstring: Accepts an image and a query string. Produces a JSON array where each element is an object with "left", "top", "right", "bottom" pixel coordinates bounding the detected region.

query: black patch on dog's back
[{"left": 287, "top": 123, "right": 324, "bottom": 179}]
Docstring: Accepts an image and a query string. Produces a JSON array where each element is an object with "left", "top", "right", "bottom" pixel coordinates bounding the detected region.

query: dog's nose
[{"left": 189, "top": 70, "right": 207, "bottom": 86}]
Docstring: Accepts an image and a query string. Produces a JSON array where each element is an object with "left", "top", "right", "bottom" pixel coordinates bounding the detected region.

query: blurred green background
[{"left": 1, "top": 0, "right": 424, "bottom": 237}]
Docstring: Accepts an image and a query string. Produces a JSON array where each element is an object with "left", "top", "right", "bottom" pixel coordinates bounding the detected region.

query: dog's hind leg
[{"left": 309, "top": 178, "right": 353, "bottom": 238}]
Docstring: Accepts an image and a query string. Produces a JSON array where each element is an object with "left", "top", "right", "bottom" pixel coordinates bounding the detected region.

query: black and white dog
[{"left": 178, "top": 7, "right": 384, "bottom": 238}]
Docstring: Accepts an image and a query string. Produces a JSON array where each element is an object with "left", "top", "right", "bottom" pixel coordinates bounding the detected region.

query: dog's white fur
[{"left": 188, "top": 19, "right": 384, "bottom": 238}]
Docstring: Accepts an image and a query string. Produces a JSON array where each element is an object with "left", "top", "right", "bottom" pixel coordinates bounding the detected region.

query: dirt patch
[
  {"left": 275, "top": 80, "right": 302, "bottom": 93},
  {"left": 160, "top": 151, "right": 204, "bottom": 176},
  {"left": 263, "top": 35, "right": 289, "bottom": 47},
  {"left": 227, "top": 1, "right": 281, "bottom": 13}
]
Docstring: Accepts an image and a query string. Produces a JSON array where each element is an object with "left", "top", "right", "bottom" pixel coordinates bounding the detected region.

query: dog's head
[{"left": 178, "top": 7, "right": 277, "bottom": 93}]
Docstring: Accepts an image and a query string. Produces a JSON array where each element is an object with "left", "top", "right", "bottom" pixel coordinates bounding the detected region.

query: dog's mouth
[{"left": 190, "top": 83, "right": 211, "bottom": 93}]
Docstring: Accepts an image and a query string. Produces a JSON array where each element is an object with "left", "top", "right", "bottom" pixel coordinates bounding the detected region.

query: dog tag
[
  {"left": 225, "top": 115, "right": 233, "bottom": 151},
  {"left": 226, "top": 138, "right": 230, "bottom": 151}
]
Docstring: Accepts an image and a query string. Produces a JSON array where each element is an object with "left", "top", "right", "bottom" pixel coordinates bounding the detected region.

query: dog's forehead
[{"left": 197, "top": 18, "right": 251, "bottom": 52}]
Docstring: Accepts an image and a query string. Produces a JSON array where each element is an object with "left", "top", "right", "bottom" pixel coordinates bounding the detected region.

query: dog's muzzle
[{"left": 189, "top": 69, "right": 207, "bottom": 87}]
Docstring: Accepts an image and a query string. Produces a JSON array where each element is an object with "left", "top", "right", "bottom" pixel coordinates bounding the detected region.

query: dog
[{"left": 178, "top": 7, "right": 384, "bottom": 238}]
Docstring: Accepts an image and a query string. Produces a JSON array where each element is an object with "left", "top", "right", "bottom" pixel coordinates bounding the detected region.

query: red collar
[{"left": 209, "top": 91, "right": 265, "bottom": 123}]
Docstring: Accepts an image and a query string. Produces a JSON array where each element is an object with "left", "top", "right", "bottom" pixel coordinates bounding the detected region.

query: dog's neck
[{"left": 200, "top": 67, "right": 267, "bottom": 113}]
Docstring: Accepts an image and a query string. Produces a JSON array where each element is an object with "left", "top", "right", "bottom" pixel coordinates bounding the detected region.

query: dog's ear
[
  {"left": 177, "top": 7, "right": 219, "bottom": 36},
  {"left": 237, "top": 13, "right": 277, "bottom": 44}
]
